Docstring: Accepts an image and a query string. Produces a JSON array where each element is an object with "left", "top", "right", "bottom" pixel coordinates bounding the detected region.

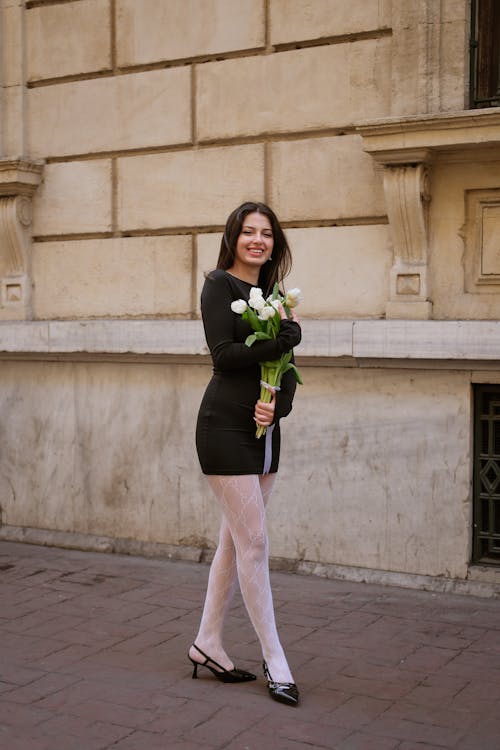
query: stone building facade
[{"left": 1, "top": 0, "right": 499, "bottom": 594}]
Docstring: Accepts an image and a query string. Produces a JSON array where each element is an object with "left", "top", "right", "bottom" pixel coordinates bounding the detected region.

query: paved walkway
[{"left": 0, "top": 541, "right": 499, "bottom": 750}]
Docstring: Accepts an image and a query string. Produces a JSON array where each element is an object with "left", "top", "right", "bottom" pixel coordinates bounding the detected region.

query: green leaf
[
  {"left": 253, "top": 331, "right": 272, "bottom": 340},
  {"left": 288, "top": 363, "right": 303, "bottom": 384},
  {"left": 246, "top": 331, "right": 273, "bottom": 346},
  {"left": 272, "top": 282, "right": 280, "bottom": 300},
  {"left": 243, "top": 306, "right": 263, "bottom": 332}
]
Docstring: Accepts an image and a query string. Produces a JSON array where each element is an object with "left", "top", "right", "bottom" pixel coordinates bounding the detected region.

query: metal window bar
[
  {"left": 470, "top": 0, "right": 500, "bottom": 108},
  {"left": 473, "top": 385, "right": 500, "bottom": 565}
]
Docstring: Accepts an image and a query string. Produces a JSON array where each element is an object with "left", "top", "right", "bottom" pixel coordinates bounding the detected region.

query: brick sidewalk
[{"left": 0, "top": 541, "right": 499, "bottom": 750}]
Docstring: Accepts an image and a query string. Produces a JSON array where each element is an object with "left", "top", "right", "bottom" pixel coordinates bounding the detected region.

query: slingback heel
[
  {"left": 262, "top": 660, "right": 299, "bottom": 706},
  {"left": 188, "top": 644, "right": 256, "bottom": 683}
]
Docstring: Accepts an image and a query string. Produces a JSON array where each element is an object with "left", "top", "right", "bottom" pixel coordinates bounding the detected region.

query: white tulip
[
  {"left": 267, "top": 298, "right": 281, "bottom": 310},
  {"left": 248, "top": 287, "right": 265, "bottom": 312},
  {"left": 231, "top": 299, "right": 247, "bottom": 314},
  {"left": 259, "top": 305, "right": 276, "bottom": 320},
  {"left": 285, "top": 288, "right": 302, "bottom": 308}
]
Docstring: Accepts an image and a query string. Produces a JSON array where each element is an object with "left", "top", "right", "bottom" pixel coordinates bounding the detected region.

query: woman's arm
[
  {"left": 275, "top": 364, "right": 297, "bottom": 420},
  {"left": 201, "top": 271, "right": 301, "bottom": 371}
]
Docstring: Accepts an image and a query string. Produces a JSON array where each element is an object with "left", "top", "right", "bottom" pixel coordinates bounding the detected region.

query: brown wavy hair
[{"left": 216, "top": 202, "right": 292, "bottom": 296}]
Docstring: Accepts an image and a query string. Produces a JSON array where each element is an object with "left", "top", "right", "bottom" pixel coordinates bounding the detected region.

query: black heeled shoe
[
  {"left": 188, "top": 644, "right": 256, "bottom": 683},
  {"left": 262, "top": 660, "right": 299, "bottom": 706}
]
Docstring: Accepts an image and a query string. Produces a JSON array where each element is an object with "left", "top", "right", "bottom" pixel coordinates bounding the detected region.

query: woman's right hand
[
  {"left": 278, "top": 303, "right": 300, "bottom": 325},
  {"left": 277, "top": 303, "right": 301, "bottom": 349}
]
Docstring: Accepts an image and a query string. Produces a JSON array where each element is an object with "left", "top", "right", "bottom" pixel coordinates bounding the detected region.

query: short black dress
[{"left": 196, "top": 269, "right": 301, "bottom": 475}]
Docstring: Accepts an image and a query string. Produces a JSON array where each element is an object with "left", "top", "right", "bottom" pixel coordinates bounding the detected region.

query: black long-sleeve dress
[{"left": 196, "top": 269, "right": 301, "bottom": 475}]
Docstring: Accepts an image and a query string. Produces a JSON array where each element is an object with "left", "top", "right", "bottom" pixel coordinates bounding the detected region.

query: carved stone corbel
[
  {"left": 380, "top": 151, "right": 432, "bottom": 319},
  {"left": 365, "top": 148, "right": 432, "bottom": 319},
  {"left": 0, "top": 159, "right": 44, "bottom": 320}
]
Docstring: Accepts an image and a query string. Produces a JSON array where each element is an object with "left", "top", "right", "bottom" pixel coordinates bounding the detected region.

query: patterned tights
[{"left": 192, "top": 474, "right": 293, "bottom": 684}]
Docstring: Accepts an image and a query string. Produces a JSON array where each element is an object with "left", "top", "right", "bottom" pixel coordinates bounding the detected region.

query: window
[
  {"left": 473, "top": 385, "right": 500, "bottom": 565},
  {"left": 470, "top": 0, "right": 500, "bottom": 108}
]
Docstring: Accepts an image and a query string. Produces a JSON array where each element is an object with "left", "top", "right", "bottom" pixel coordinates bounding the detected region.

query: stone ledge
[
  {"left": 1, "top": 524, "right": 498, "bottom": 598},
  {"left": 1, "top": 318, "right": 500, "bottom": 363}
]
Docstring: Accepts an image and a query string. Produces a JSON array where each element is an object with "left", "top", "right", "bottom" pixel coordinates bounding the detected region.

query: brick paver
[{"left": 0, "top": 541, "right": 499, "bottom": 749}]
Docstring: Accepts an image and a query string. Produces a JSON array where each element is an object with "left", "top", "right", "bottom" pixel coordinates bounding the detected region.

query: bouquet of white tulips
[{"left": 231, "top": 284, "right": 303, "bottom": 438}]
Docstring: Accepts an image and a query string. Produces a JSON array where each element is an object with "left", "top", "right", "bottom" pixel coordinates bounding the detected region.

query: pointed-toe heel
[
  {"left": 262, "top": 660, "right": 299, "bottom": 706},
  {"left": 188, "top": 644, "right": 256, "bottom": 683}
]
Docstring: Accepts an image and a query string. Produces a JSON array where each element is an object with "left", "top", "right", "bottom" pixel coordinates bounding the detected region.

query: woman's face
[{"left": 233, "top": 212, "right": 274, "bottom": 275}]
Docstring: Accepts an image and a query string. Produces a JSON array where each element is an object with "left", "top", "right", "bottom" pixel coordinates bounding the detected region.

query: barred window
[
  {"left": 470, "top": 0, "right": 500, "bottom": 108},
  {"left": 473, "top": 385, "right": 500, "bottom": 565}
]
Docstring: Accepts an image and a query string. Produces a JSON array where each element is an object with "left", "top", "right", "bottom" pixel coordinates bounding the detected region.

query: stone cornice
[
  {"left": 356, "top": 108, "right": 500, "bottom": 157},
  {"left": 2, "top": 318, "right": 500, "bottom": 364},
  {"left": 0, "top": 158, "right": 44, "bottom": 197}
]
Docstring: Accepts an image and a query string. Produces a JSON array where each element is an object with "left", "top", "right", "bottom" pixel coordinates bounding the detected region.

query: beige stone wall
[
  {"left": 2, "top": 0, "right": 474, "bottom": 322},
  {"left": 0, "top": 358, "right": 473, "bottom": 579},
  {"left": 21, "top": 0, "right": 396, "bottom": 320}
]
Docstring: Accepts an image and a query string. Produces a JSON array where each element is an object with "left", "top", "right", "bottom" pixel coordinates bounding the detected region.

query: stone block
[
  {"left": 28, "top": 68, "right": 191, "bottom": 158},
  {"left": 116, "top": 0, "right": 264, "bottom": 66},
  {"left": 196, "top": 232, "right": 223, "bottom": 312},
  {"left": 270, "top": 135, "right": 385, "bottom": 220},
  {"left": 32, "top": 161, "right": 112, "bottom": 236},
  {"left": 117, "top": 145, "right": 265, "bottom": 230},
  {"left": 390, "top": 2, "right": 468, "bottom": 116},
  {"left": 284, "top": 226, "right": 391, "bottom": 317},
  {"left": 46, "top": 319, "right": 206, "bottom": 356},
  {"left": 270, "top": 0, "right": 391, "bottom": 45},
  {"left": 26, "top": 0, "right": 111, "bottom": 81},
  {"left": 32, "top": 236, "right": 192, "bottom": 319},
  {"left": 196, "top": 39, "right": 391, "bottom": 140},
  {"left": 0, "top": 321, "right": 49, "bottom": 353}
]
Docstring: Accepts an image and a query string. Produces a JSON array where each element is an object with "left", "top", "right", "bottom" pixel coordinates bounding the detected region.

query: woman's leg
[
  {"left": 190, "top": 473, "right": 279, "bottom": 670},
  {"left": 189, "top": 517, "right": 238, "bottom": 670},
  {"left": 206, "top": 474, "right": 293, "bottom": 684}
]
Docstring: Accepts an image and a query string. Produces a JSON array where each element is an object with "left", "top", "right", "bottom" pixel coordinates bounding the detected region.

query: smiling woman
[
  {"left": 189, "top": 201, "right": 302, "bottom": 707},
  {"left": 231, "top": 212, "right": 274, "bottom": 278}
]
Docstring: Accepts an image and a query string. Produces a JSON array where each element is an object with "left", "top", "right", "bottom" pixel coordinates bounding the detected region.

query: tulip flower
[
  {"left": 231, "top": 299, "right": 248, "bottom": 314},
  {"left": 231, "top": 284, "right": 303, "bottom": 438}
]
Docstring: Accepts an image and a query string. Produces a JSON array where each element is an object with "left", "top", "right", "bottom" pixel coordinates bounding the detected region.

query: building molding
[
  {"left": 3, "top": 318, "right": 500, "bottom": 365},
  {"left": 0, "top": 159, "right": 44, "bottom": 320},
  {"left": 357, "top": 109, "right": 500, "bottom": 320}
]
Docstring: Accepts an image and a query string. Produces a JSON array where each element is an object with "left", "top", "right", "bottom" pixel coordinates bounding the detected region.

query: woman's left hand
[{"left": 254, "top": 391, "right": 275, "bottom": 427}]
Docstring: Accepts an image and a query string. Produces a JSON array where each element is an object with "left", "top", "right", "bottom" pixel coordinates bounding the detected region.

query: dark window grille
[
  {"left": 469, "top": 0, "right": 500, "bottom": 108},
  {"left": 473, "top": 385, "right": 500, "bottom": 565}
]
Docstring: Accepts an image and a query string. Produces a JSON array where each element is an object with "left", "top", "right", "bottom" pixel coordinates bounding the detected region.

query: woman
[{"left": 189, "top": 201, "right": 302, "bottom": 707}]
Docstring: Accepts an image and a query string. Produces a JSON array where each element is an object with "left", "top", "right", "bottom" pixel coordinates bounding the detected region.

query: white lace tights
[{"left": 192, "top": 474, "right": 293, "bottom": 684}]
